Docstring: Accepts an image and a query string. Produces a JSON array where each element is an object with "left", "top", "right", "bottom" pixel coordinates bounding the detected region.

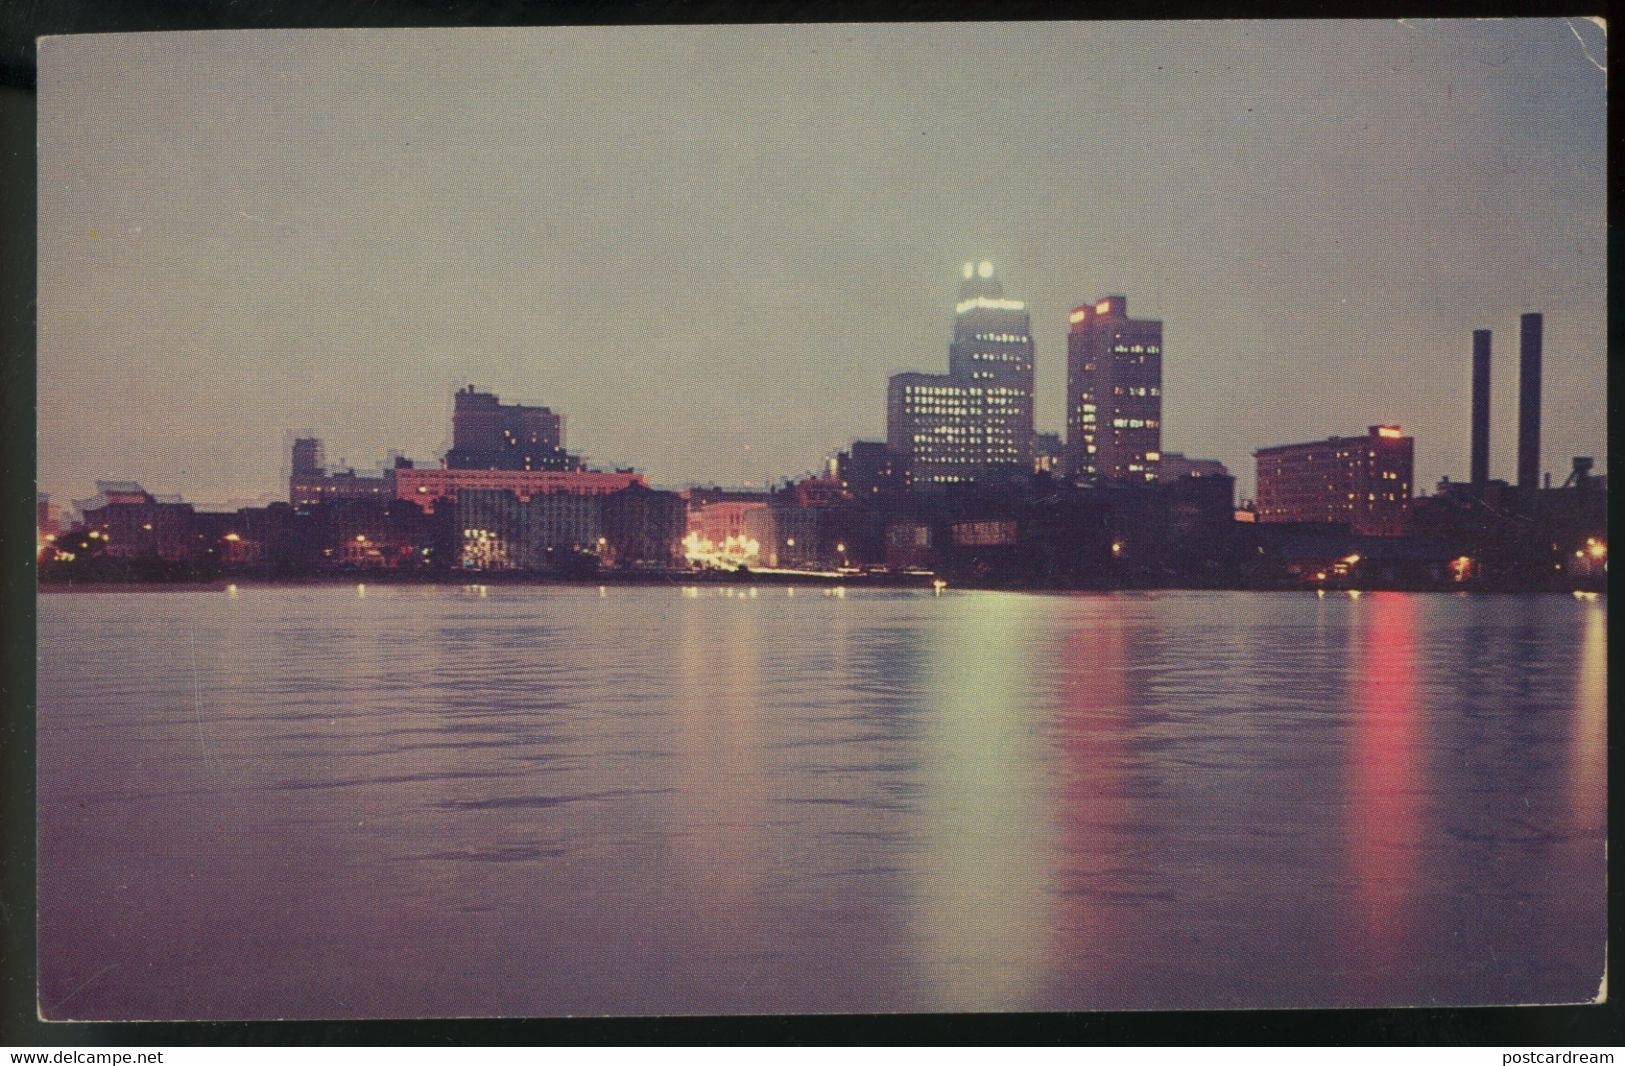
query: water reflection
[
  {"left": 913, "top": 592, "right": 1052, "bottom": 1011},
  {"left": 671, "top": 593, "right": 770, "bottom": 1007},
  {"left": 35, "top": 588, "right": 1607, "bottom": 1019},
  {"left": 1345, "top": 592, "right": 1422, "bottom": 976},
  {"left": 1046, "top": 606, "right": 1137, "bottom": 1006},
  {"left": 1570, "top": 603, "right": 1607, "bottom": 834}
]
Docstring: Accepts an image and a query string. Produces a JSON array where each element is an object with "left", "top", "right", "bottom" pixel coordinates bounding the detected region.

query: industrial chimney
[
  {"left": 1471, "top": 329, "right": 1491, "bottom": 486},
  {"left": 1518, "top": 312, "right": 1542, "bottom": 493}
]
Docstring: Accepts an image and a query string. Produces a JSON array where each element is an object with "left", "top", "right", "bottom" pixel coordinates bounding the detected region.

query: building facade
[
  {"left": 446, "top": 385, "right": 582, "bottom": 472},
  {"left": 742, "top": 503, "right": 823, "bottom": 569},
  {"left": 456, "top": 488, "right": 604, "bottom": 570},
  {"left": 1066, "top": 296, "right": 1163, "bottom": 483},
  {"left": 394, "top": 468, "right": 645, "bottom": 513},
  {"left": 1254, "top": 425, "right": 1414, "bottom": 536},
  {"left": 887, "top": 262, "right": 1035, "bottom": 489},
  {"left": 290, "top": 466, "right": 397, "bottom": 507},
  {"left": 78, "top": 484, "right": 198, "bottom": 561}
]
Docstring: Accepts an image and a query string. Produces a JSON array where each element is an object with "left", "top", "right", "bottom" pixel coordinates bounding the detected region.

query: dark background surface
[{"left": 2, "top": 0, "right": 1617, "bottom": 1047}]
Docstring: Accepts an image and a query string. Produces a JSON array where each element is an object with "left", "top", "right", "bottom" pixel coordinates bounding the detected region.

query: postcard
[{"left": 34, "top": 21, "right": 1607, "bottom": 1021}]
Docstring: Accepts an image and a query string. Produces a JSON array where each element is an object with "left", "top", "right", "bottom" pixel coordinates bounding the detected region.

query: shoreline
[{"left": 35, "top": 572, "right": 1605, "bottom": 596}]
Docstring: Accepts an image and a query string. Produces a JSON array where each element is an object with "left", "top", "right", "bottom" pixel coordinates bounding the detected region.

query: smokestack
[
  {"left": 1518, "top": 312, "right": 1542, "bottom": 492},
  {"left": 1471, "top": 329, "right": 1491, "bottom": 486}
]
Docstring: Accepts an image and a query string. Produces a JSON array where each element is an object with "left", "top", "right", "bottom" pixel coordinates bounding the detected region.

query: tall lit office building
[
  {"left": 1066, "top": 296, "right": 1163, "bottom": 482},
  {"left": 886, "top": 261, "right": 1035, "bottom": 488}
]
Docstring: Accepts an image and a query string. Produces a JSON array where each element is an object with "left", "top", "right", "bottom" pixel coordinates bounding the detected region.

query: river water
[{"left": 36, "top": 585, "right": 1607, "bottom": 1019}]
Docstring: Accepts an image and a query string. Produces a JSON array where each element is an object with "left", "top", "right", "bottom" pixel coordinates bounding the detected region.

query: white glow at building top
[{"left": 955, "top": 297, "right": 1027, "bottom": 315}]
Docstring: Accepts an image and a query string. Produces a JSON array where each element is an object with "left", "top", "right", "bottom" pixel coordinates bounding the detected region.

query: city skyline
[{"left": 38, "top": 21, "right": 1607, "bottom": 505}]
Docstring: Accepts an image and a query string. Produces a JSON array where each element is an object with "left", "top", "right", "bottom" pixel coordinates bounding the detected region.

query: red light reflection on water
[
  {"left": 1048, "top": 612, "right": 1137, "bottom": 1000},
  {"left": 1346, "top": 592, "right": 1422, "bottom": 970}
]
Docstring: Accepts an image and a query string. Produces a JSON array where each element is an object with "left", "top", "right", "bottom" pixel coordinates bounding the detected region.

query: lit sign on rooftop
[
  {"left": 1069, "top": 308, "right": 1089, "bottom": 324},
  {"left": 956, "top": 297, "right": 1026, "bottom": 315},
  {"left": 1376, "top": 426, "right": 1403, "bottom": 439}
]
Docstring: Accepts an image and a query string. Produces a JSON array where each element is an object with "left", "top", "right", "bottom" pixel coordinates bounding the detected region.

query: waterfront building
[
  {"left": 885, "top": 521, "right": 934, "bottom": 571},
  {"left": 456, "top": 488, "right": 604, "bottom": 570},
  {"left": 446, "top": 386, "right": 582, "bottom": 472},
  {"left": 394, "top": 468, "right": 645, "bottom": 514},
  {"left": 684, "top": 492, "right": 768, "bottom": 567},
  {"left": 601, "top": 484, "right": 686, "bottom": 569},
  {"left": 887, "top": 262, "right": 1035, "bottom": 488},
  {"left": 1066, "top": 296, "right": 1163, "bottom": 483},
  {"left": 1254, "top": 425, "right": 1414, "bottom": 536},
  {"left": 742, "top": 503, "right": 822, "bottom": 569},
  {"left": 77, "top": 482, "right": 198, "bottom": 562}
]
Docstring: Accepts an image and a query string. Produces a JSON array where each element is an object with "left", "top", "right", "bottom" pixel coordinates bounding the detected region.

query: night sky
[{"left": 38, "top": 20, "right": 1607, "bottom": 506}]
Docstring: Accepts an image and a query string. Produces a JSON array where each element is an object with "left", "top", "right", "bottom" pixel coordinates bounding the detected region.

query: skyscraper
[
  {"left": 886, "top": 262, "right": 1034, "bottom": 488},
  {"left": 1066, "top": 296, "right": 1163, "bottom": 483}
]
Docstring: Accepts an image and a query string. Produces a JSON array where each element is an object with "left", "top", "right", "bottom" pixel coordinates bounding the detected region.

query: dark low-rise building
[
  {"left": 79, "top": 483, "right": 199, "bottom": 562},
  {"left": 601, "top": 485, "right": 686, "bottom": 569}
]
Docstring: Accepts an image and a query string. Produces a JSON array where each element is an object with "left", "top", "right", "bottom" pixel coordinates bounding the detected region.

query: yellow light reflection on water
[
  {"left": 913, "top": 591, "right": 1052, "bottom": 1010},
  {"left": 1570, "top": 603, "right": 1606, "bottom": 834},
  {"left": 670, "top": 577, "right": 769, "bottom": 971}
]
